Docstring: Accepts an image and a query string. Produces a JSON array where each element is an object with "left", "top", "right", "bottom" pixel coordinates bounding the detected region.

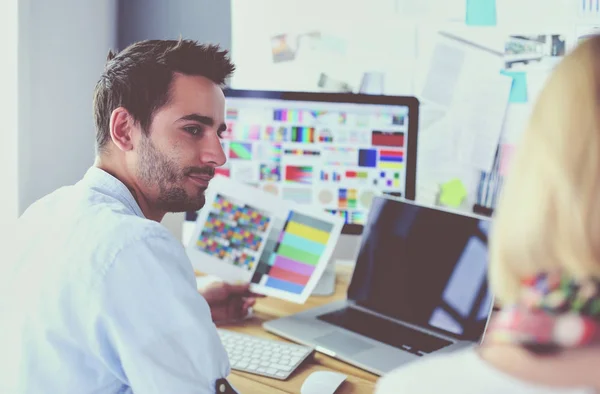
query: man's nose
[{"left": 199, "top": 132, "right": 227, "bottom": 167}]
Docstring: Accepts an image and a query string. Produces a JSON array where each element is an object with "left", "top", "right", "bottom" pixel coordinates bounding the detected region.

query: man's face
[{"left": 134, "top": 73, "right": 227, "bottom": 213}]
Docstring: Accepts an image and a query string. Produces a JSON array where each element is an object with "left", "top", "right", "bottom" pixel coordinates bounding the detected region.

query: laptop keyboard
[{"left": 317, "top": 307, "right": 452, "bottom": 356}]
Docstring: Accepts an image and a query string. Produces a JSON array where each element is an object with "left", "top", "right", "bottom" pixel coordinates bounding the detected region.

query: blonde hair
[{"left": 490, "top": 36, "right": 600, "bottom": 305}]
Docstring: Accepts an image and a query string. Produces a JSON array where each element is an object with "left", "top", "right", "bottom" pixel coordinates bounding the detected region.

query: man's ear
[{"left": 109, "top": 107, "right": 137, "bottom": 152}]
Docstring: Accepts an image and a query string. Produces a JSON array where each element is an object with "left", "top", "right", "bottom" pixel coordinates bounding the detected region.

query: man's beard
[{"left": 136, "top": 135, "right": 211, "bottom": 213}]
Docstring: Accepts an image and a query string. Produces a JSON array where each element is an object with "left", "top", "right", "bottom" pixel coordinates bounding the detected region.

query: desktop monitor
[{"left": 185, "top": 89, "right": 419, "bottom": 236}]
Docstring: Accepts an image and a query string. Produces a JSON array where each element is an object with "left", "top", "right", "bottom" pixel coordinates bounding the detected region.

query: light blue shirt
[{"left": 0, "top": 167, "right": 230, "bottom": 393}]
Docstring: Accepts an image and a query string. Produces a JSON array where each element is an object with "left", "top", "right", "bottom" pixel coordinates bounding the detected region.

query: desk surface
[{"left": 219, "top": 265, "right": 379, "bottom": 394}]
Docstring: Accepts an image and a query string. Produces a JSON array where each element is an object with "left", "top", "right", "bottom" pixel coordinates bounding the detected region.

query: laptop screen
[{"left": 347, "top": 196, "right": 493, "bottom": 341}]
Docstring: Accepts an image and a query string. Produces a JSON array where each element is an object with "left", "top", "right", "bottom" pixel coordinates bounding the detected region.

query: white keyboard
[{"left": 218, "top": 329, "right": 313, "bottom": 380}]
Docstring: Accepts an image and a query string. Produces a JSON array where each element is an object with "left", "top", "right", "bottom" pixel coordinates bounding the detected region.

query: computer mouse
[{"left": 300, "top": 370, "right": 348, "bottom": 394}]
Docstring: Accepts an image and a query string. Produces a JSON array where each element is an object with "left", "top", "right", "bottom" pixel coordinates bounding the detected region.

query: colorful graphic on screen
[
  {"left": 229, "top": 142, "right": 253, "bottom": 160},
  {"left": 215, "top": 99, "right": 410, "bottom": 225},
  {"left": 196, "top": 194, "right": 271, "bottom": 271},
  {"left": 257, "top": 143, "right": 282, "bottom": 162},
  {"left": 378, "top": 149, "right": 404, "bottom": 169},
  {"left": 250, "top": 211, "right": 334, "bottom": 294},
  {"left": 320, "top": 170, "right": 342, "bottom": 182},
  {"left": 216, "top": 167, "right": 231, "bottom": 177},
  {"left": 263, "top": 126, "right": 288, "bottom": 142},
  {"left": 338, "top": 188, "right": 358, "bottom": 209},
  {"left": 374, "top": 171, "right": 401, "bottom": 188},
  {"left": 274, "top": 109, "right": 303, "bottom": 122},
  {"left": 226, "top": 108, "right": 238, "bottom": 120},
  {"left": 260, "top": 163, "right": 281, "bottom": 181},
  {"left": 285, "top": 165, "right": 313, "bottom": 184},
  {"left": 291, "top": 126, "right": 315, "bottom": 143},
  {"left": 283, "top": 147, "right": 320, "bottom": 157},
  {"left": 234, "top": 125, "right": 261, "bottom": 140},
  {"left": 358, "top": 149, "right": 377, "bottom": 168},
  {"left": 372, "top": 131, "right": 404, "bottom": 147}
]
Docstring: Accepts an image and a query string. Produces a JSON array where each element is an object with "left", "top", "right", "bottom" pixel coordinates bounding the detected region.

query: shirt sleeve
[{"left": 89, "top": 231, "right": 230, "bottom": 394}]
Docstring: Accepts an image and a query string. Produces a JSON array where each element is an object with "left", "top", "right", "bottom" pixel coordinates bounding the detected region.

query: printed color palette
[
  {"left": 257, "top": 211, "right": 334, "bottom": 294},
  {"left": 196, "top": 194, "right": 270, "bottom": 271}
]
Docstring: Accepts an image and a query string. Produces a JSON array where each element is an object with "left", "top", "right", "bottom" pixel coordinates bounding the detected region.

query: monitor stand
[{"left": 311, "top": 234, "right": 361, "bottom": 296}]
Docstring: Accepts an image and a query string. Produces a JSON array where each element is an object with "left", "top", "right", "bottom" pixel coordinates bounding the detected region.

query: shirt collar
[{"left": 81, "top": 166, "right": 145, "bottom": 218}]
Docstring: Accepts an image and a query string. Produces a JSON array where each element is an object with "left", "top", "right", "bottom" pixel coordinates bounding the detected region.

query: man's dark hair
[{"left": 93, "top": 39, "right": 236, "bottom": 153}]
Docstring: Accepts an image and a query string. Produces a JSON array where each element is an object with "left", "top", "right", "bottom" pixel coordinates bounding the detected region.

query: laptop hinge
[{"left": 347, "top": 303, "right": 458, "bottom": 343}]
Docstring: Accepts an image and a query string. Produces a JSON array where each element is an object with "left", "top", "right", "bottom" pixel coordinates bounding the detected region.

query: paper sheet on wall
[
  {"left": 230, "top": 0, "right": 418, "bottom": 95},
  {"left": 416, "top": 114, "right": 479, "bottom": 206},
  {"left": 452, "top": 72, "right": 512, "bottom": 172},
  {"left": 185, "top": 175, "right": 344, "bottom": 304},
  {"left": 420, "top": 32, "right": 510, "bottom": 172}
]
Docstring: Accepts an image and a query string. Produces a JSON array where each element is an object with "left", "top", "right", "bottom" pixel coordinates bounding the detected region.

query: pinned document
[
  {"left": 421, "top": 32, "right": 510, "bottom": 172},
  {"left": 466, "top": 0, "right": 497, "bottom": 26},
  {"left": 501, "top": 70, "right": 528, "bottom": 103},
  {"left": 439, "top": 179, "right": 468, "bottom": 208}
]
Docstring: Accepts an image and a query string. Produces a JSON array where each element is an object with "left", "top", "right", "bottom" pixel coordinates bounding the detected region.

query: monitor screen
[
  {"left": 186, "top": 90, "right": 418, "bottom": 234},
  {"left": 348, "top": 196, "right": 493, "bottom": 342}
]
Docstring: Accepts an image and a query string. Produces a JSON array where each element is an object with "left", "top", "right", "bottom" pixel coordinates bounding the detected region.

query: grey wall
[
  {"left": 118, "top": 0, "right": 232, "bottom": 51},
  {"left": 18, "top": 0, "right": 118, "bottom": 214},
  {"left": 0, "top": 0, "right": 19, "bottom": 259}
]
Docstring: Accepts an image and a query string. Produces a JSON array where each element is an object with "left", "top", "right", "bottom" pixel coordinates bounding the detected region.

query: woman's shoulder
[
  {"left": 374, "top": 347, "right": 595, "bottom": 394},
  {"left": 376, "top": 347, "right": 484, "bottom": 393}
]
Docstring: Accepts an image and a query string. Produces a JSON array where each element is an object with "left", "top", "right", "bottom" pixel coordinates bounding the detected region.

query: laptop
[{"left": 263, "top": 196, "right": 494, "bottom": 375}]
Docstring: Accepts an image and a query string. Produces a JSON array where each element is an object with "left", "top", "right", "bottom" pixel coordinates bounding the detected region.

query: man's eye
[{"left": 184, "top": 126, "right": 203, "bottom": 136}]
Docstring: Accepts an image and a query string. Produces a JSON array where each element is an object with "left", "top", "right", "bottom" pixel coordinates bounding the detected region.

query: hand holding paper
[{"left": 200, "top": 282, "right": 261, "bottom": 323}]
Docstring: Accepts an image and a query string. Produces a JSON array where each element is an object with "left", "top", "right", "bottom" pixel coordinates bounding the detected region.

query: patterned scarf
[{"left": 485, "top": 272, "right": 600, "bottom": 354}]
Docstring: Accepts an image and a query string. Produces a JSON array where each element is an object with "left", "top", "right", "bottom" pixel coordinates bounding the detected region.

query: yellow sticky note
[{"left": 439, "top": 179, "right": 467, "bottom": 208}]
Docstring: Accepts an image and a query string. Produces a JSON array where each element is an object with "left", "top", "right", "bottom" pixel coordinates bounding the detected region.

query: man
[{"left": 1, "top": 39, "right": 253, "bottom": 393}]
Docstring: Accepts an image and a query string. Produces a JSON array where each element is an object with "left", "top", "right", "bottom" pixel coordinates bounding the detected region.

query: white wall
[
  {"left": 0, "top": 0, "right": 19, "bottom": 259},
  {"left": 18, "top": 0, "right": 118, "bottom": 214}
]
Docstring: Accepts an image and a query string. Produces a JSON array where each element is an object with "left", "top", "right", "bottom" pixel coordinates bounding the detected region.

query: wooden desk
[{"left": 217, "top": 265, "right": 378, "bottom": 393}]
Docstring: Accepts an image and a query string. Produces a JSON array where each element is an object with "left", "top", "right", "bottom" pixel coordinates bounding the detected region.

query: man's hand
[{"left": 200, "top": 282, "right": 261, "bottom": 324}]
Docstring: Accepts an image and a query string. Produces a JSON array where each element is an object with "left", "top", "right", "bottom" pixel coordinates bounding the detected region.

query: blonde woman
[{"left": 376, "top": 35, "right": 600, "bottom": 393}]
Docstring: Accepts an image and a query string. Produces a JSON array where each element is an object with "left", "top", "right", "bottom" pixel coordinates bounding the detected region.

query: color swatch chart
[
  {"left": 251, "top": 211, "right": 334, "bottom": 294},
  {"left": 196, "top": 194, "right": 271, "bottom": 271}
]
